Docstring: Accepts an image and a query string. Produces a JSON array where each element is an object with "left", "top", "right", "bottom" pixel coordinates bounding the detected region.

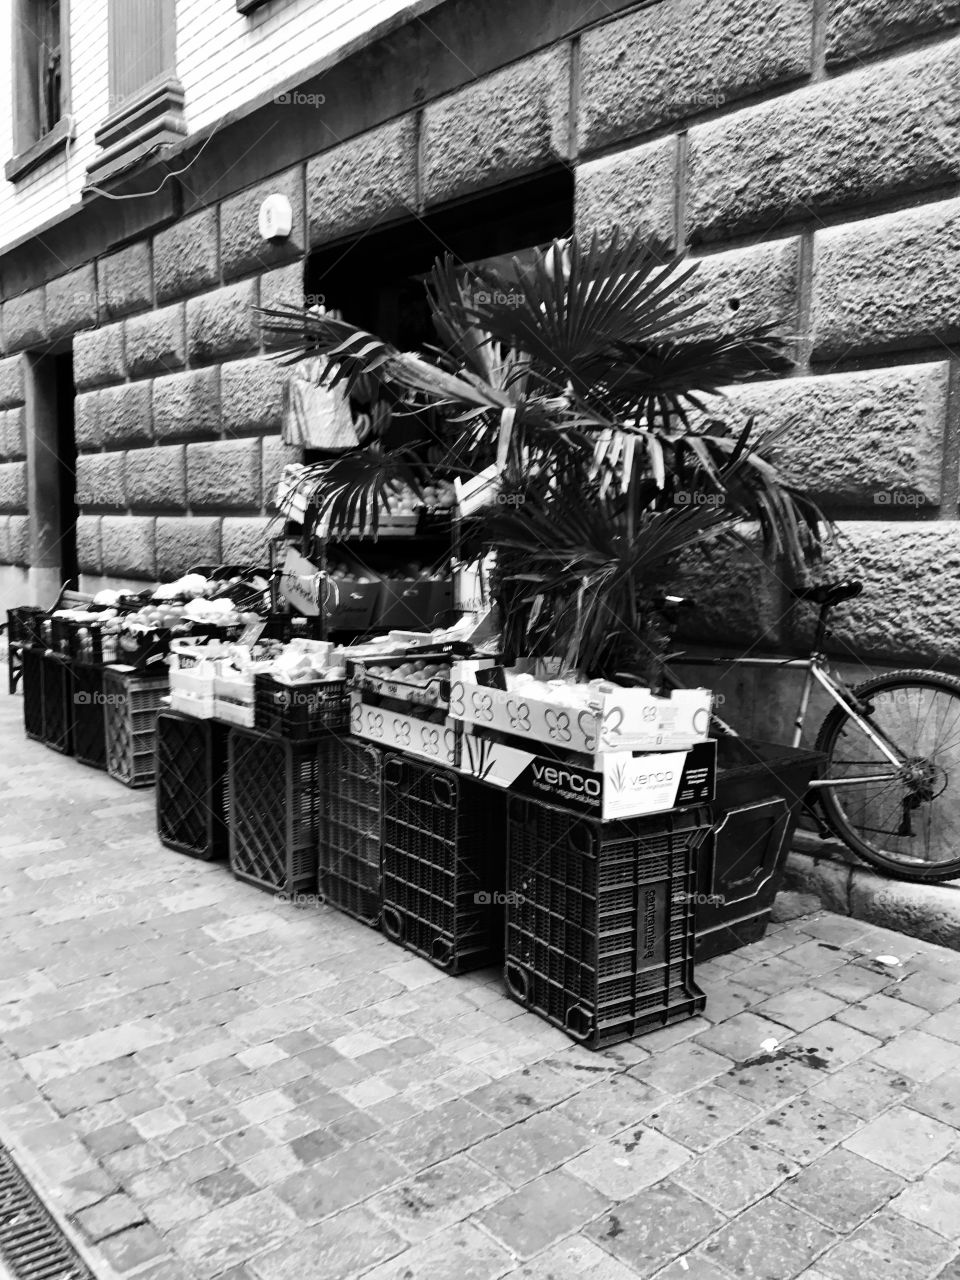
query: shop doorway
[
  {"left": 304, "top": 166, "right": 575, "bottom": 349},
  {"left": 28, "top": 347, "right": 78, "bottom": 592}
]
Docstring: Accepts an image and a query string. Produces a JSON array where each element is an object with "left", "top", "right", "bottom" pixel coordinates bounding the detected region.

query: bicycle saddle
[{"left": 791, "top": 579, "right": 863, "bottom": 607}]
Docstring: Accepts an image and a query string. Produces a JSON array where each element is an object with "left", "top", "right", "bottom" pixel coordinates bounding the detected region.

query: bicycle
[{"left": 661, "top": 580, "right": 960, "bottom": 884}]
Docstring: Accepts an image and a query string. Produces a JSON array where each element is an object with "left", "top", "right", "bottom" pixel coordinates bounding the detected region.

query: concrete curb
[{"left": 784, "top": 832, "right": 960, "bottom": 951}]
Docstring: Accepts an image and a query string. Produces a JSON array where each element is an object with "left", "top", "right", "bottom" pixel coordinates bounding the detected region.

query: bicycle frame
[{"left": 666, "top": 651, "right": 904, "bottom": 787}]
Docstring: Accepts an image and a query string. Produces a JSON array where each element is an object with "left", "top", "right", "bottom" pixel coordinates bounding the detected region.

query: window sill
[
  {"left": 237, "top": 0, "right": 271, "bottom": 12},
  {"left": 85, "top": 76, "right": 186, "bottom": 189},
  {"left": 5, "top": 117, "right": 75, "bottom": 183}
]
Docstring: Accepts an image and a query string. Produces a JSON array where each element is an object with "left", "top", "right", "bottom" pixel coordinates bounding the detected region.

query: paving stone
[
  {"left": 170, "top": 1190, "right": 298, "bottom": 1278},
  {"left": 478, "top": 1167, "right": 609, "bottom": 1259},
  {"left": 367, "top": 1152, "right": 509, "bottom": 1244},
  {"left": 920, "top": 1006, "right": 960, "bottom": 1045},
  {"left": 836, "top": 993, "right": 928, "bottom": 1040},
  {"left": 806, "top": 1059, "right": 914, "bottom": 1121},
  {"left": 358, "top": 1220, "right": 513, "bottom": 1280},
  {"left": 777, "top": 1147, "right": 905, "bottom": 1232},
  {"left": 465, "top": 1061, "right": 579, "bottom": 1123},
  {"left": 798, "top": 1019, "right": 883, "bottom": 1072},
  {"left": 890, "top": 972, "right": 959, "bottom": 1013},
  {"left": 249, "top": 1207, "right": 405, "bottom": 1280},
  {"left": 843, "top": 1104, "right": 958, "bottom": 1177},
  {"left": 375, "top": 1097, "right": 498, "bottom": 1171},
  {"left": 909, "top": 1076, "right": 960, "bottom": 1130},
  {"left": 241, "top": 1145, "right": 303, "bottom": 1189},
  {"left": 653, "top": 1254, "right": 736, "bottom": 1280},
  {"left": 275, "top": 1141, "right": 406, "bottom": 1222},
  {"left": 140, "top": 1186, "right": 213, "bottom": 1232},
  {"left": 629, "top": 1042, "right": 735, "bottom": 1094},
  {"left": 814, "top": 1207, "right": 955, "bottom": 1280},
  {"left": 756, "top": 989, "right": 847, "bottom": 1033},
  {"left": 468, "top": 1110, "right": 592, "bottom": 1189},
  {"left": 195, "top": 1167, "right": 259, "bottom": 1209},
  {"left": 745, "top": 1093, "right": 860, "bottom": 1166},
  {"left": 717, "top": 1046, "right": 824, "bottom": 1108},
  {"left": 889, "top": 1154, "right": 960, "bottom": 1240},
  {"left": 868, "top": 1030, "right": 960, "bottom": 1083},
  {"left": 584, "top": 1179, "right": 726, "bottom": 1275},
  {"left": 549, "top": 1075, "right": 665, "bottom": 1140},
  {"left": 646, "top": 1082, "right": 764, "bottom": 1152},
  {"left": 513, "top": 1235, "right": 645, "bottom": 1278},
  {"left": 323, "top": 1108, "right": 380, "bottom": 1148},
  {"left": 75, "top": 1192, "right": 147, "bottom": 1241},
  {"left": 673, "top": 1135, "right": 799, "bottom": 1215},
  {"left": 701, "top": 1196, "right": 837, "bottom": 1278},
  {"left": 695, "top": 1012, "right": 796, "bottom": 1063},
  {"left": 735, "top": 955, "right": 820, "bottom": 997},
  {"left": 565, "top": 1126, "right": 691, "bottom": 1199},
  {"left": 97, "top": 1223, "right": 168, "bottom": 1272}
]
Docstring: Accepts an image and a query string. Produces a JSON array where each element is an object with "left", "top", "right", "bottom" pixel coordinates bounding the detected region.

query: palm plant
[{"left": 260, "top": 228, "right": 829, "bottom": 683}]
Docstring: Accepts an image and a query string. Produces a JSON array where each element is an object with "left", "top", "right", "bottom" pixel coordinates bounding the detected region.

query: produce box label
[
  {"left": 350, "top": 692, "right": 460, "bottom": 766},
  {"left": 281, "top": 548, "right": 321, "bottom": 617},
  {"left": 459, "top": 733, "right": 716, "bottom": 820},
  {"left": 449, "top": 664, "right": 711, "bottom": 753}
]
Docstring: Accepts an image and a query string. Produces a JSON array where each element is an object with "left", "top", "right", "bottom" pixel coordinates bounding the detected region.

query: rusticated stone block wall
[{"left": 2, "top": 0, "right": 959, "bottom": 666}]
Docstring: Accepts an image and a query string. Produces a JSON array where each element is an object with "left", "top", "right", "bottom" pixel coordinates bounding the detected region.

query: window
[
  {"left": 87, "top": 0, "right": 186, "bottom": 187},
  {"left": 6, "top": 0, "right": 74, "bottom": 182}
]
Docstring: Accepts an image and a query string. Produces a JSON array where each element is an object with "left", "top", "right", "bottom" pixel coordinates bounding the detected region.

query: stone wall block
[
  {"left": 74, "top": 324, "right": 126, "bottom": 391},
  {"left": 154, "top": 209, "right": 219, "bottom": 303},
  {"left": 221, "top": 358, "right": 287, "bottom": 435},
  {"left": 97, "top": 382, "right": 153, "bottom": 447},
  {"left": 125, "top": 444, "right": 187, "bottom": 510},
  {"left": 307, "top": 118, "right": 417, "bottom": 247},
  {"left": 186, "top": 438, "right": 261, "bottom": 509},
  {"left": 100, "top": 515, "right": 155, "bottom": 579},
  {"left": 825, "top": 0, "right": 960, "bottom": 67},
  {"left": 99, "top": 241, "right": 153, "bottom": 319},
  {"left": 46, "top": 264, "right": 99, "bottom": 340},
  {"left": 221, "top": 516, "right": 273, "bottom": 566},
  {"left": 0, "top": 355, "right": 25, "bottom": 409},
  {"left": 76, "top": 452, "right": 126, "bottom": 508},
  {"left": 186, "top": 280, "right": 259, "bottom": 364},
  {"left": 153, "top": 368, "right": 220, "bottom": 441},
  {"left": 575, "top": 139, "right": 678, "bottom": 249},
  {"left": 0, "top": 407, "right": 25, "bottom": 460},
  {"left": 1, "top": 288, "right": 47, "bottom": 351},
  {"left": 155, "top": 516, "right": 221, "bottom": 579},
  {"left": 221, "top": 166, "right": 305, "bottom": 280},
  {"left": 124, "top": 304, "right": 186, "bottom": 378},
  {"left": 76, "top": 515, "right": 102, "bottom": 574},
  {"left": 0, "top": 461, "right": 28, "bottom": 512}
]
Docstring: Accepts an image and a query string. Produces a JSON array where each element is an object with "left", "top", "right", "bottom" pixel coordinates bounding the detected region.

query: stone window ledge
[{"left": 5, "top": 117, "right": 75, "bottom": 183}]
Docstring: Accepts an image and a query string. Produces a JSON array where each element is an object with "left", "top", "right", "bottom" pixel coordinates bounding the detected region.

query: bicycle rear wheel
[{"left": 815, "top": 669, "right": 960, "bottom": 882}]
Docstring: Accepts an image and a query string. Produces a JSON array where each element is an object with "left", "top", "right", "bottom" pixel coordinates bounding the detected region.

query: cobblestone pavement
[{"left": 2, "top": 688, "right": 960, "bottom": 1280}]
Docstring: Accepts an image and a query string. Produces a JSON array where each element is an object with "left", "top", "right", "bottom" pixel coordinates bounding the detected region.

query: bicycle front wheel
[{"left": 815, "top": 669, "right": 960, "bottom": 882}]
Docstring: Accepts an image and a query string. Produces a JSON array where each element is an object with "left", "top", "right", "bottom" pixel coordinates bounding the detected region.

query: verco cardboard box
[
  {"left": 459, "top": 730, "right": 716, "bottom": 820},
  {"left": 349, "top": 690, "right": 461, "bottom": 767},
  {"left": 449, "top": 662, "right": 712, "bottom": 753}
]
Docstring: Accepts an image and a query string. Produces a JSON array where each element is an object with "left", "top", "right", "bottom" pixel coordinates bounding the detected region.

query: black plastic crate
[
  {"left": 254, "top": 674, "right": 349, "bottom": 739},
  {"left": 228, "top": 726, "right": 325, "bottom": 893},
  {"left": 156, "top": 712, "right": 230, "bottom": 860},
  {"left": 20, "top": 645, "right": 44, "bottom": 740},
  {"left": 503, "top": 798, "right": 711, "bottom": 1049},
  {"left": 7, "top": 606, "right": 46, "bottom": 649},
  {"left": 72, "top": 663, "right": 107, "bottom": 770},
  {"left": 695, "top": 738, "right": 826, "bottom": 960},
  {"left": 380, "top": 754, "right": 507, "bottom": 973},
  {"left": 104, "top": 668, "right": 169, "bottom": 788},
  {"left": 318, "top": 738, "right": 383, "bottom": 926},
  {"left": 41, "top": 653, "right": 74, "bottom": 755}
]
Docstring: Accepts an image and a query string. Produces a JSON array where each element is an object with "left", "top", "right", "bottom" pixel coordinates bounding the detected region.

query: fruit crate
[
  {"left": 20, "top": 644, "right": 44, "bottom": 740},
  {"left": 254, "top": 674, "right": 349, "bottom": 739},
  {"left": 227, "top": 726, "right": 326, "bottom": 893},
  {"left": 696, "top": 738, "right": 826, "bottom": 960},
  {"left": 503, "top": 797, "right": 711, "bottom": 1049},
  {"left": 318, "top": 738, "right": 383, "bottom": 926},
  {"left": 72, "top": 662, "right": 107, "bottom": 770},
  {"left": 103, "top": 667, "right": 170, "bottom": 788},
  {"left": 41, "top": 652, "right": 74, "bottom": 755},
  {"left": 156, "top": 711, "right": 230, "bottom": 860},
  {"left": 380, "top": 753, "right": 507, "bottom": 973}
]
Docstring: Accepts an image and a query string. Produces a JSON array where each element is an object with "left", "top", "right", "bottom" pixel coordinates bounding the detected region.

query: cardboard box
[
  {"left": 326, "top": 580, "right": 380, "bottom": 630},
  {"left": 348, "top": 653, "right": 494, "bottom": 711},
  {"left": 449, "top": 663, "right": 711, "bottom": 753},
  {"left": 375, "top": 580, "right": 435, "bottom": 630},
  {"left": 459, "top": 731, "right": 716, "bottom": 820},
  {"left": 350, "top": 691, "right": 460, "bottom": 766}
]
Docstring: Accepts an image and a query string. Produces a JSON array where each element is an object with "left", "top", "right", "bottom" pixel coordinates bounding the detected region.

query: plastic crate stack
[
  {"left": 104, "top": 667, "right": 170, "bottom": 788},
  {"left": 318, "top": 737, "right": 384, "bottom": 926},
  {"left": 226, "top": 670, "right": 350, "bottom": 896},
  {"left": 503, "top": 799, "right": 711, "bottom": 1048},
  {"left": 156, "top": 711, "right": 230, "bottom": 860},
  {"left": 380, "top": 753, "right": 506, "bottom": 972}
]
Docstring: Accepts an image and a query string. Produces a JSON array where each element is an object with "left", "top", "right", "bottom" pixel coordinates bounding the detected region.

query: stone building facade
[{"left": 0, "top": 0, "right": 958, "bottom": 674}]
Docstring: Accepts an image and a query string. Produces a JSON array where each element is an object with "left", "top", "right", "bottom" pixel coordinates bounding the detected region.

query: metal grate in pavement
[{"left": 0, "top": 1141, "right": 94, "bottom": 1280}]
